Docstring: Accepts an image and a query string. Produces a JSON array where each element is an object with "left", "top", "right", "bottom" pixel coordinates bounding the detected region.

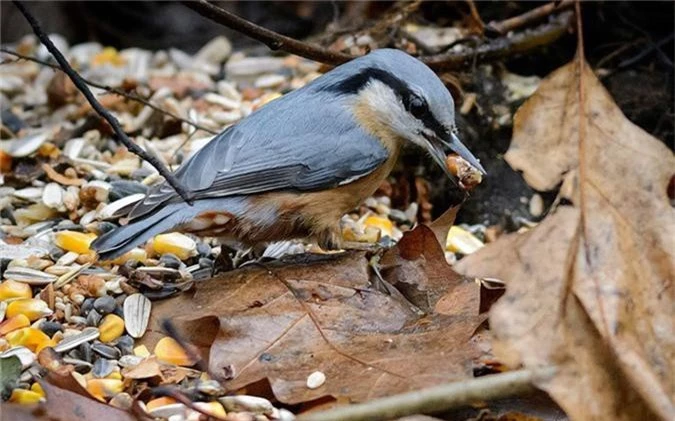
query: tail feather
[
  {"left": 91, "top": 204, "right": 192, "bottom": 260},
  {"left": 90, "top": 197, "right": 251, "bottom": 261}
]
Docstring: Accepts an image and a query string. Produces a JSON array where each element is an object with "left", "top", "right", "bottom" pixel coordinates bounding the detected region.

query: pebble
[
  {"left": 81, "top": 297, "right": 95, "bottom": 315},
  {"left": 39, "top": 321, "right": 63, "bottom": 337},
  {"left": 93, "top": 295, "right": 116, "bottom": 315},
  {"left": 306, "top": 371, "right": 326, "bottom": 389},
  {"left": 529, "top": 193, "right": 544, "bottom": 217},
  {"left": 219, "top": 395, "right": 274, "bottom": 416}
]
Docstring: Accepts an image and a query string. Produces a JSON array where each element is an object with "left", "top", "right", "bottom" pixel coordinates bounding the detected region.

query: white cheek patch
[{"left": 358, "top": 80, "right": 424, "bottom": 140}]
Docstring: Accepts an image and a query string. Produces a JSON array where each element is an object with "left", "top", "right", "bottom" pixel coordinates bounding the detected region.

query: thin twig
[
  {"left": 0, "top": 48, "right": 218, "bottom": 135},
  {"left": 297, "top": 367, "right": 557, "bottom": 421},
  {"left": 422, "top": 11, "right": 574, "bottom": 72},
  {"left": 486, "top": 0, "right": 574, "bottom": 36},
  {"left": 13, "top": 0, "right": 194, "bottom": 204},
  {"left": 183, "top": 0, "right": 574, "bottom": 72},
  {"left": 182, "top": 0, "right": 354, "bottom": 65}
]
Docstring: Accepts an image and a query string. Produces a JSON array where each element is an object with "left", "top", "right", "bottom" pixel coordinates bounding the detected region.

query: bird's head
[{"left": 319, "top": 49, "right": 486, "bottom": 183}]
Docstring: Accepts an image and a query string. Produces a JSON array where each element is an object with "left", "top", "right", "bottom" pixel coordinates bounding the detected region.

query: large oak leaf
[{"left": 456, "top": 58, "right": 674, "bottom": 420}]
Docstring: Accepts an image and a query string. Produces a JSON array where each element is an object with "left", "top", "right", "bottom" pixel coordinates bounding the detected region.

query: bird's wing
[{"left": 128, "top": 96, "right": 388, "bottom": 221}]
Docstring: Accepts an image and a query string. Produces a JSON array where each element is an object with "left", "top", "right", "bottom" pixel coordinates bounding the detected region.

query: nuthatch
[{"left": 92, "top": 49, "right": 485, "bottom": 259}]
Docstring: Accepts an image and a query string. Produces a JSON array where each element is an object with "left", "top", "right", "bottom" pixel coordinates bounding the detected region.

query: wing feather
[{"left": 128, "top": 92, "right": 388, "bottom": 221}]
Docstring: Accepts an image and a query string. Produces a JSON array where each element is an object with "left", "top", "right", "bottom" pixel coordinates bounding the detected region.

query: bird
[{"left": 91, "top": 49, "right": 485, "bottom": 260}]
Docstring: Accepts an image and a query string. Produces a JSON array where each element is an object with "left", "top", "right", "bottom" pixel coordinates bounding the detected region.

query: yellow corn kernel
[
  {"left": 6, "top": 299, "right": 53, "bottom": 321},
  {"left": 98, "top": 314, "right": 125, "bottom": 343},
  {"left": 134, "top": 345, "right": 150, "bottom": 358},
  {"left": 151, "top": 233, "right": 196, "bottom": 260},
  {"left": 134, "top": 344, "right": 150, "bottom": 357},
  {"left": 54, "top": 231, "right": 98, "bottom": 254},
  {"left": 147, "top": 396, "right": 177, "bottom": 411},
  {"left": 86, "top": 378, "right": 123, "bottom": 401},
  {"left": 193, "top": 401, "right": 226, "bottom": 418},
  {"left": 9, "top": 388, "right": 44, "bottom": 404},
  {"left": 446, "top": 226, "right": 484, "bottom": 255},
  {"left": 107, "top": 371, "right": 122, "bottom": 380},
  {"left": 0, "top": 280, "right": 33, "bottom": 301},
  {"left": 0, "top": 314, "right": 31, "bottom": 335},
  {"left": 110, "top": 248, "right": 147, "bottom": 265},
  {"left": 30, "top": 382, "right": 45, "bottom": 397},
  {"left": 6, "top": 328, "right": 51, "bottom": 353},
  {"left": 364, "top": 215, "right": 394, "bottom": 238},
  {"left": 154, "top": 337, "right": 197, "bottom": 367},
  {"left": 91, "top": 47, "right": 126, "bottom": 67}
]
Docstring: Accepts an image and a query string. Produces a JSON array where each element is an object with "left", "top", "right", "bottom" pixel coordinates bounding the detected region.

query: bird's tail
[{"left": 91, "top": 202, "right": 196, "bottom": 261}]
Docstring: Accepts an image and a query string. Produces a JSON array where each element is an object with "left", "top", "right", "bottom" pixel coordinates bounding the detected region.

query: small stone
[
  {"left": 196, "top": 242, "right": 212, "bottom": 257},
  {"left": 306, "top": 371, "right": 326, "bottom": 389},
  {"left": 92, "top": 342, "right": 121, "bottom": 359},
  {"left": 81, "top": 297, "right": 95, "bottom": 315},
  {"left": 529, "top": 193, "right": 544, "bottom": 217},
  {"left": 219, "top": 395, "right": 274, "bottom": 415},
  {"left": 109, "top": 392, "right": 134, "bottom": 410},
  {"left": 40, "top": 321, "right": 63, "bottom": 337},
  {"left": 93, "top": 295, "right": 116, "bottom": 315}
]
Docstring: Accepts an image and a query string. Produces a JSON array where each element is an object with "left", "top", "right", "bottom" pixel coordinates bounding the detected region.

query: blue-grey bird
[{"left": 91, "top": 49, "right": 485, "bottom": 260}]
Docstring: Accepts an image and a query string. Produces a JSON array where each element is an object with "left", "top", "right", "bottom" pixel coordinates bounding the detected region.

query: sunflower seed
[
  {"left": 3, "top": 267, "right": 57, "bottom": 285},
  {"left": 123, "top": 293, "right": 151, "bottom": 338},
  {"left": 53, "top": 327, "right": 100, "bottom": 353}
]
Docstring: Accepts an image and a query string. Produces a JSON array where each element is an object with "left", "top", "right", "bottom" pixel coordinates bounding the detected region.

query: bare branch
[
  {"left": 0, "top": 48, "right": 218, "bottom": 135},
  {"left": 182, "top": 0, "right": 354, "bottom": 65},
  {"left": 298, "top": 367, "right": 557, "bottom": 421},
  {"left": 182, "top": 0, "right": 574, "bottom": 72},
  {"left": 486, "top": 0, "right": 574, "bottom": 36},
  {"left": 13, "top": 0, "right": 195, "bottom": 204}
]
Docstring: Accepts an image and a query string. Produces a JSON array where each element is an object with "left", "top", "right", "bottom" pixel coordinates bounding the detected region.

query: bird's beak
[{"left": 423, "top": 130, "right": 486, "bottom": 182}]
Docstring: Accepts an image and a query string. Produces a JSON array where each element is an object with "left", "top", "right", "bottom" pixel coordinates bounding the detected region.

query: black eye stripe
[{"left": 325, "top": 67, "right": 449, "bottom": 137}]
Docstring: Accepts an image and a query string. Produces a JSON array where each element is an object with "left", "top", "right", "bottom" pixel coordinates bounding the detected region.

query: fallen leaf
[
  {"left": 39, "top": 380, "right": 136, "bottom": 421},
  {"left": 142, "top": 227, "right": 483, "bottom": 404},
  {"left": 0, "top": 356, "right": 22, "bottom": 400},
  {"left": 456, "top": 57, "right": 675, "bottom": 420},
  {"left": 121, "top": 356, "right": 163, "bottom": 380}
]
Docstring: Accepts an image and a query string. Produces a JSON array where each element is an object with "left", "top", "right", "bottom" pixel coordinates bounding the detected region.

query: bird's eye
[{"left": 408, "top": 96, "right": 427, "bottom": 119}]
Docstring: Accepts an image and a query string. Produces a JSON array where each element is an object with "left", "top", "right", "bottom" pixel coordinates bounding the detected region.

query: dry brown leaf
[
  {"left": 142, "top": 226, "right": 483, "bottom": 404},
  {"left": 39, "top": 380, "right": 137, "bottom": 421},
  {"left": 456, "top": 57, "right": 675, "bottom": 420}
]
